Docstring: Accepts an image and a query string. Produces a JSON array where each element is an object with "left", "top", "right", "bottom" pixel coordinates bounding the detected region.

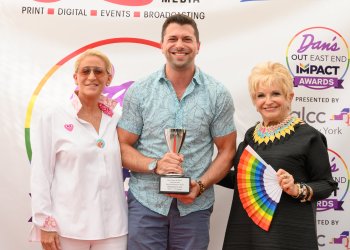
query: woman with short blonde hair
[{"left": 219, "top": 61, "right": 337, "bottom": 250}]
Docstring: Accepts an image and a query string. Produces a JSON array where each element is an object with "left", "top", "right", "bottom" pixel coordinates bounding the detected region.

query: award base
[{"left": 159, "top": 175, "right": 191, "bottom": 194}]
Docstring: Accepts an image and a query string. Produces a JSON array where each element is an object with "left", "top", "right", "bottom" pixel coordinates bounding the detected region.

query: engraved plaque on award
[{"left": 159, "top": 128, "right": 190, "bottom": 194}]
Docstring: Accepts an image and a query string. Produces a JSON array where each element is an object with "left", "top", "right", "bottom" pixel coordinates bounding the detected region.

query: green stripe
[{"left": 25, "top": 128, "right": 32, "bottom": 162}]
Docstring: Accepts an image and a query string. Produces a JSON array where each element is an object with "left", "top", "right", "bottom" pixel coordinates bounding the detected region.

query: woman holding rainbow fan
[{"left": 219, "top": 61, "right": 337, "bottom": 249}]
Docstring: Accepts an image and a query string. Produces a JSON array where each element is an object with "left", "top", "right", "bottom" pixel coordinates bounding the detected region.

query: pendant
[{"left": 96, "top": 138, "right": 105, "bottom": 148}]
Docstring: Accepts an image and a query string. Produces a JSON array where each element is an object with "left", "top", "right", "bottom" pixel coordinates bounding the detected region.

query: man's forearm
[
  {"left": 198, "top": 131, "right": 237, "bottom": 188},
  {"left": 119, "top": 142, "right": 154, "bottom": 173},
  {"left": 199, "top": 149, "right": 235, "bottom": 188}
]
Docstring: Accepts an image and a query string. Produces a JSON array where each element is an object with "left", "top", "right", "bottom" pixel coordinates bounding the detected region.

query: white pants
[{"left": 59, "top": 235, "right": 127, "bottom": 250}]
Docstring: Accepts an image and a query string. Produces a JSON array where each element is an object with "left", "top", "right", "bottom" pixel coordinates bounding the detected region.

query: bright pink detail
[
  {"left": 56, "top": 38, "right": 160, "bottom": 67},
  {"left": 42, "top": 216, "right": 57, "bottom": 231},
  {"left": 98, "top": 103, "right": 113, "bottom": 117},
  {"left": 103, "top": 0, "right": 152, "bottom": 6},
  {"left": 64, "top": 124, "right": 74, "bottom": 132},
  {"left": 98, "top": 95, "right": 116, "bottom": 117},
  {"left": 35, "top": 0, "right": 60, "bottom": 2}
]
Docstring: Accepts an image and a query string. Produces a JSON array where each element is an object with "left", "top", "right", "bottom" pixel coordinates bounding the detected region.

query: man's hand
[
  {"left": 167, "top": 180, "right": 200, "bottom": 204},
  {"left": 156, "top": 152, "right": 184, "bottom": 175}
]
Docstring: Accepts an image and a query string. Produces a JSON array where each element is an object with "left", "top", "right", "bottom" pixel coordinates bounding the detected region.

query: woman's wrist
[
  {"left": 41, "top": 216, "right": 58, "bottom": 231},
  {"left": 291, "top": 182, "right": 313, "bottom": 202}
]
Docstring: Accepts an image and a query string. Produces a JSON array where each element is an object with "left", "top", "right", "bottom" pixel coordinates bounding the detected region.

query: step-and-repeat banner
[{"left": 0, "top": 0, "right": 349, "bottom": 249}]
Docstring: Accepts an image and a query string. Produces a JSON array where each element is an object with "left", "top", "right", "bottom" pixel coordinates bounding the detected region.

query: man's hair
[{"left": 161, "top": 14, "right": 199, "bottom": 42}]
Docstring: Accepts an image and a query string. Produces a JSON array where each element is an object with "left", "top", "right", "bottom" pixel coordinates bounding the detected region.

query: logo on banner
[
  {"left": 34, "top": 0, "right": 154, "bottom": 5},
  {"left": 286, "top": 27, "right": 349, "bottom": 90},
  {"left": 317, "top": 149, "right": 349, "bottom": 212},
  {"left": 331, "top": 108, "right": 350, "bottom": 126},
  {"left": 291, "top": 106, "right": 350, "bottom": 135},
  {"left": 329, "top": 231, "right": 350, "bottom": 249},
  {"left": 291, "top": 106, "right": 326, "bottom": 124}
]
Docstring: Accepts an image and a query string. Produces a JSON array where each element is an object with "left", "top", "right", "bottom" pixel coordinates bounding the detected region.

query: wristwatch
[{"left": 148, "top": 159, "right": 158, "bottom": 174}]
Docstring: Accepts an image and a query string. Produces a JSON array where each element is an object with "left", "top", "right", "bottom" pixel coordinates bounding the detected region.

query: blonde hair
[
  {"left": 74, "top": 49, "right": 112, "bottom": 74},
  {"left": 248, "top": 62, "right": 294, "bottom": 101}
]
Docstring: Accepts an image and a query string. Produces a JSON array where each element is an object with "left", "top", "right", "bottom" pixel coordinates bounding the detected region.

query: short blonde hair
[
  {"left": 248, "top": 62, "right": 293, "bottom": 101},
  {"left": 74, "top": 49, "right": 112, "bottom": 75}
]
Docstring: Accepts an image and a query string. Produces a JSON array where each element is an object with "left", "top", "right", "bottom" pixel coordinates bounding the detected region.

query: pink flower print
[{"left": 42, "top": 216, "right": 57, "bottom": 231}]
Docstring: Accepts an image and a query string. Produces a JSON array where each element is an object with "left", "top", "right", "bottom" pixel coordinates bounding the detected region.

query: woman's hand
[
  {"left": 40, "top": 230, "right": 61, "bottom": 250},
  {"left": 276, "top": 169, "right": 298, "bottom": 197}
]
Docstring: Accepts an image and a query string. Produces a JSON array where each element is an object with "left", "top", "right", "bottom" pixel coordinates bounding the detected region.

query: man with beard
[{"left": 117, "top": 14, "right": 236, "bottom": 250}]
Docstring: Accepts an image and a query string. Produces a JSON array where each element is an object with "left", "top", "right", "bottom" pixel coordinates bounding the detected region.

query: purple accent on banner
[
  {"left": 123, "top": 168, "right": 130, "bottom": 181},
  {"left": 294, "top": 76, "right": 341, "bottom": 89},
  {"left": 317, "top": 199, "right": 344, "bottom": 211},
  {"left": 332, "top": 231, "right": 349, "bottom": 244},
  {"left": 103, "top": 81, "right": 133, "bottom": 107},
  {"left": 336, "top": 79, "right": 344, "bottom": 89}
]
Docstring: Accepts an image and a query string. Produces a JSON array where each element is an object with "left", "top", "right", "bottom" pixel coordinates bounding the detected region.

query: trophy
[{"left": 159, "top": 128, "right": 191, "bottom": 194}]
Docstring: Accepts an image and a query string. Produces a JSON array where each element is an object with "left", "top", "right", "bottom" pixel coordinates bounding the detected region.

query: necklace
[{"left": 253, "top": 115, "right": 302, "bottom": 145}]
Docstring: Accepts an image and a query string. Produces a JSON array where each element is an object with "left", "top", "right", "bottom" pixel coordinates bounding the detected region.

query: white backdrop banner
[{"left": 0, "top": 0, "right": 349, "bottom": 249}]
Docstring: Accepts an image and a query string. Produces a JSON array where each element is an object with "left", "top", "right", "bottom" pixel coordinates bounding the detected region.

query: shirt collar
[
  {"left": 71, "top": 91, "right": 116, "bottom": 117},
  {"left": 158, "top": 65, "right": 201, "bottom": 86}
]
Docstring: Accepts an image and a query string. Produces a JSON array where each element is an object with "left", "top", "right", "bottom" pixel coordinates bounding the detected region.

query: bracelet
[
  {"left": 196, "top": 180, "right": 205, "bottom": 196},
  {"left": 292, "top": 182, "right": 312, "bottom": 202},
  {"left": 300, "top": 183, "right": 313, "bottom": 202},
  {"left": 307, "top": 185, "right": 313, "bottom": 201},
  {"left": 299, "top": 183, "right": 308, "bottom": 202},
  {"left": 292, "top": 183, "right": 302, "bottom": 199}
]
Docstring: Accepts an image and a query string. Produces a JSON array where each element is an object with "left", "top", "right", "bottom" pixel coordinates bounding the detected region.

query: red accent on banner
[
  {"left": 35, "top": 0, "right": 60, "bottom": 2},
  {"left": 90, "top": 10, "right": 97, "bottom": 16},
  {"left": 134, "top": 11, "right": 140, "bottom": 17},
  {"left": 103, "top": 0, "right": 152, "bottom": 6},
  {"left": 56, "top": 38, "right": 160, "bottom": 66},
  {"left": 47, "top": 8, "right": 54, "bottom": 14}
]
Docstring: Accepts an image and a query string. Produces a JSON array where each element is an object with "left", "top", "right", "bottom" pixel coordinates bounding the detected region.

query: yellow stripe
[{"left": 24, "top": 65, "right": 60, "bottom": 128}]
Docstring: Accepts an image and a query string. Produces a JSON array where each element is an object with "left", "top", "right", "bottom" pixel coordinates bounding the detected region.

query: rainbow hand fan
[{"left": 237, "top": 145, "right": 282, "bottom": 231}]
